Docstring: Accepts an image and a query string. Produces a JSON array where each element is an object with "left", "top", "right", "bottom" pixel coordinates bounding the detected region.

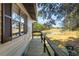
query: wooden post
[
  {"left": 43, "top": 34, "right": 46, "bottom": 53},
  {"left": 41, "top": 32, "right": 43, "bottom": 43}
]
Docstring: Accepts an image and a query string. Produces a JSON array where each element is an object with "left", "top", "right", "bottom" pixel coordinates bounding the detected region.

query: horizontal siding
[
  {"left": 0, "top": 34, "right": 32, "bottom": 56},
  {"left": 0, "top": 16, "right": 32, "bottom": 56},
  {"left": 0, "top": 3, "right": 33, "bottom": 56}
]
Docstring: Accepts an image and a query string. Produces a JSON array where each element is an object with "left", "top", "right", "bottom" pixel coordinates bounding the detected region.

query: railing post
[
  {"left": 32, "top": 32, "right": 33, "bottom": 39},
  {"left": 43, "top": 35, "right": 46, "bottom": 53},
  {"left": 41, "top": 32, "right": 43, "bottom": 43},
  {"left": 54, "top": 52, "right": 58, "bottom": 56}
]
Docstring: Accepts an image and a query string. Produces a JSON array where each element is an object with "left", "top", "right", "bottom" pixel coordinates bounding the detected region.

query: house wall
[
  {"left": 0, "top": 3, "right": 33, "bottom": 56},
  {"left": 0, "top": 18, "right": 32, "bottom": 56}
]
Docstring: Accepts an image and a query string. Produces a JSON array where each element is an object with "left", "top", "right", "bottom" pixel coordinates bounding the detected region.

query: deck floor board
[{"left": 26, "top": 37, "right": 49, "bottom": 56}]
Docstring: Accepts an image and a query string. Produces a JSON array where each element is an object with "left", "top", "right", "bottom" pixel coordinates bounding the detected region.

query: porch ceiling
[{"left": 23, "top": 3, "right": 36, "bottom": 20}]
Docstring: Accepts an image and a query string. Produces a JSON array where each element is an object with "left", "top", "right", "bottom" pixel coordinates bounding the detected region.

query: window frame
[
  {"left": 1, "top": 4, "right": 12, "bottom": 43},
  {"left": 12, "top": 4, "right": 27, "bottom": 38}
]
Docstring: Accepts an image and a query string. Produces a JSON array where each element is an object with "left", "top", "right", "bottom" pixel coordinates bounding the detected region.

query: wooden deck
[{"left": 26, "top": 37, "right": 49, "bottom": 56}]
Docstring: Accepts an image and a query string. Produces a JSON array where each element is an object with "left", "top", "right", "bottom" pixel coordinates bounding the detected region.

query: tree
[
  {"left": 37, "top": 3, "right": 78, "bottom": 27},
  {"left": 33, "top": 22, "right": 46, "bottom": 31},
  {"left": 64, "top": 4, "right": 79, "bottom": 30}
]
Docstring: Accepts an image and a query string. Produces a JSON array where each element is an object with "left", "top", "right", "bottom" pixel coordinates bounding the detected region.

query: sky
[
  {"left": 37, "top": 4, "right": 65, "bottom": 28},
  {"left": 37, "top": 15, "right": 64, "bottom": 28}
]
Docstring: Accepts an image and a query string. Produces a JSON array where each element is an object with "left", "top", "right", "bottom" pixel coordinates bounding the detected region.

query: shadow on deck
[{"left": 26, "top": 37, "right": 49, "bottom": 56}]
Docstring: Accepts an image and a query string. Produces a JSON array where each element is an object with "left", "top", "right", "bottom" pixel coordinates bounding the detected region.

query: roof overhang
[{"left": 23, "top": 3, "right": 37, "bottom": 20}]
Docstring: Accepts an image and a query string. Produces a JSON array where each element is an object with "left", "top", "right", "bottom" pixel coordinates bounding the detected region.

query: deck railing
[
  {"left": 41, "top": 31, "right": 69, "bottom": 56},
  {"left": 32, "top": 31, "right": 43, "bottom": 42},
  {"left": 32, "top": 31, "right": 69, "bottom": 56}
]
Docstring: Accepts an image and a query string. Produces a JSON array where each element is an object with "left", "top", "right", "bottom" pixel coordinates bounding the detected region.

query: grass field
[
  {"left": 43, "top": 28, "right": 79, "bottom": 47},
  {"left": 42, "top": 28, "right": 79, "bottom": 55}
]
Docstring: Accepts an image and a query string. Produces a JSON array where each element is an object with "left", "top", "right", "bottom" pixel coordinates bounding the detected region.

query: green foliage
[
  {"left": 37, "top": 11, "right": 42, "bottom": 17},
  {"left": 64, "top": 4, "right": 79, "bottom": 30},
  {"left": 33, "top": 22, "right": 46, "bottom": 31},
  {"left": 37, "top": 3, "right": 78, "bottom": 27}
]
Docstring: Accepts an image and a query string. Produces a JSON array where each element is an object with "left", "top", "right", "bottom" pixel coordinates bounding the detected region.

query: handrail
[
  {"left": 32, "top": 31, "right": 43, "bottom": 42},
  {"left": 45, "top": 36, "right": 69, "bottom": 56},
  {"left": 32, "top": 31, "right": 69, "bottom": 56},
  {"left": 41, "top": 32, "right": 69, "bottom": 56}
]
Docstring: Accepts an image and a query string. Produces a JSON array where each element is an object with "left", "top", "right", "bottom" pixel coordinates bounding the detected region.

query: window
[
  {"left": 20, "top": 11, "right": 27, "bottom": 34},
  {"left": 20, "top": 11, "right": 25, "bottom": 35},
  {"left": 0, "top": 4, "right": 27, "bottom": 43},
  {"left": 2, "top": 4, "right": 12, "bottom": 43},
  {"left": 12, "top": 12, "right": 20, "bottom": 38},
  {"left": 12, "top": 4, "right": 26, "bottom": 38},
  {"left": 12, "top": 4, "right": 20, "bottom": 38},
  {"left": 20, "top": 17, "right": 24, "bottom": 35}
]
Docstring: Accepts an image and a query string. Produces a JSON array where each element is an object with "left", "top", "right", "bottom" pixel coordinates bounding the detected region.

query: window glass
[
  {"left": 12, "top": 4, "right": 20, "bottom": 38},
  {"left": 20, "top": 17, "right": 24, "bottom": 35},
  {"left": 12, "top": 12, "right": 20, "bottom": 22},
  {"left": 12, "top": 12, "right": 20, "bottom": 38},
  {"left": 12, "top": 20, "right": 19, "bottom": 38},
  {"left": 20, "top": 23, "right": 24, "bottom": 35},
  {"left": 12, "top": 4, "right": 27, "bottom": 38},
  {"left": 21, "top": 17, "right": 24, "bottom": 23}
]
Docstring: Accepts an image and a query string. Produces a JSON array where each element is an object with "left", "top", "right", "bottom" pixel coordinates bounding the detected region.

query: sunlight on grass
[
  {"left": 43, "top": 28, "right": 79, "bottom": 47},
  {"left": 42, "top": 28, "right": 79, "bottom": 55}
]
